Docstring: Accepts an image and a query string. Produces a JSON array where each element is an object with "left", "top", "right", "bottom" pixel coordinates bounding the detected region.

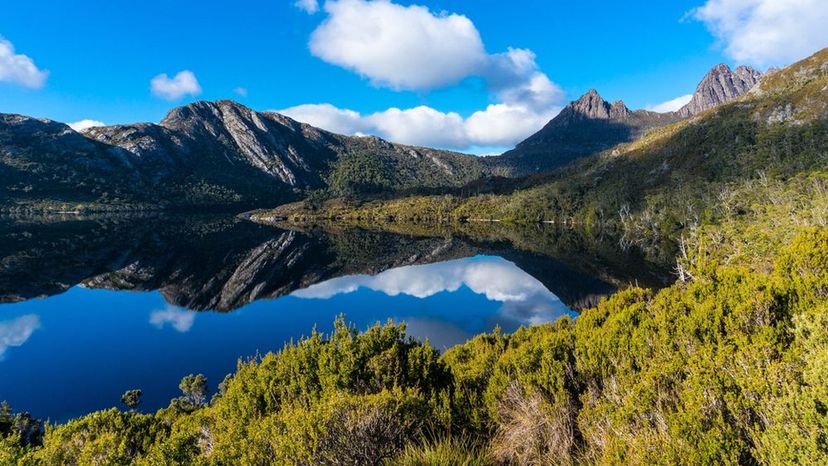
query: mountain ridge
[
  {"left": 0, "top": 62, "right": 769, "bottom": 212},
  {"left": 1, "top": 100, "right": 487, "bottom": 211},
  {"left": 487, "top": 62, "right": 764, "bottom": 177}
]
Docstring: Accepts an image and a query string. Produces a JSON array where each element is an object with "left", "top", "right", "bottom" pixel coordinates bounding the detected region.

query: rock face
[
  {"left": 1, "top": 100, "right": 486, "bottom": 211},
  {"left": 677, "top": 64, "right": 762, "bottom": 117},
  {"left": 487, "top": 90, "right": 678, "bottom": 176},
  {"left": 0, "top": 114, "right": 149, "bottom": 208},
  {"left": 488, "top": 63, "right": 764, "bottom": 177}
]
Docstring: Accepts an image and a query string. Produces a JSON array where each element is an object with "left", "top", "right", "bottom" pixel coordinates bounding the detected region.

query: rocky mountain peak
[
  {"left": 609, "top": 100, "right": 631, "bottom": 119},
  {"left": 564, "top": 90, "right": 633, "bottom": 121},
  {"left": 570, "top": 89, "right": 611, "bottom": 119},
  {"left": 677, "top": 63, "right": 762, "bottom": 117},
  {"left": 162, "top": 100, "right": 285, "bottom": 131}
]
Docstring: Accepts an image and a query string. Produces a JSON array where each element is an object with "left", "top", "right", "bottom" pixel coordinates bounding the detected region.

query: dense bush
[{"left": 2, "top": 222, "right": 825, "bottom": 464}]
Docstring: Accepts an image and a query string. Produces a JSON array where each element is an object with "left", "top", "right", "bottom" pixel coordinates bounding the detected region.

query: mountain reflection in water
[{"left": 0, "top": 214, "right": 672, "bottom": 420}]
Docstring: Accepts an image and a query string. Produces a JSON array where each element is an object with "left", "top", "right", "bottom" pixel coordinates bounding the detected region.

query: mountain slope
[
  {"left": 0, "top": 114, "right": 153, "bottom": 209},
  {"left": 1, "top": 101, "right": 487, "bottom": 212},
  {"left": 261, "top": 47, "right": 828, "bottom": 246},
  {"left": 487, "top": 90, "right": 678, "bottom": 176},
  {"left": 488, "top": 63, "right": 763, "bottom": 177}
]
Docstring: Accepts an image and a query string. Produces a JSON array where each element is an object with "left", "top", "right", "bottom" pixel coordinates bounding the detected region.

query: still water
[{"left": 0, "top": 215, "right": 670, "bottom": 421}]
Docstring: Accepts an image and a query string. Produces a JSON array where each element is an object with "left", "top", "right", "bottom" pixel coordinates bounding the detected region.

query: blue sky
[{"left": 1, "top": 0, "right": 826, "bottom": 153}]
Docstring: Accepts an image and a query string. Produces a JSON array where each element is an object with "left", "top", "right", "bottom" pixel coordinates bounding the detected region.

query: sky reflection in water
[{"left": 0, "top": 255, "right": 571, "bottom": 421}]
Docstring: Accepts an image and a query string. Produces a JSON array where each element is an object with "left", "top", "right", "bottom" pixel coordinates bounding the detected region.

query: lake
[{"left": 0, "top": 214, "right": 671, "bottom": 422}]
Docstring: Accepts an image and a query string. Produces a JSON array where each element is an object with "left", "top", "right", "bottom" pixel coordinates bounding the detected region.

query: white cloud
[
  {"left": 465, "top": 104, "right": 558, "bottom": 147},
  {"left": 486, "top": 48, "right": 565, "bottom": 111},
  {"left": 278, "top": 103, "right": 368, "bottom": 135},
  {"left": 365, "top": 106, "right": 468, "bottom": 149},
  {"left": 646, "top": 94, "right": 693, "bottom": 113},
  {"left": 692, "top": 0, "right": 828, "bottom": 66},
  {"left": 310, "top": 0, "right": 488, "bottom": 91},
  {"left": 279, "top": 102, "right": 560, "bottom": 152},
  {"left": 295, "top": 0, "right": 320, "bottom": 13},
  {"left": 149, "top": 305, "right": 196, "bottom": 333},
  {"left": 287, "top": 1, "right": 565, "bottom": 153},
  {"left": 0, "top": 314, "right": 40, "bottom": 359},
  {"left": 233, "top": 86, "right": 248, "bottom": 97},
  {"left": 68, "top": 119, "right": 106, "bottom": 132},
  {"left": 150, "top": 70, "right": 202, "bottom": 101},
  {"left": 0, "top": 37, "right": 48, "bottom": 89}
]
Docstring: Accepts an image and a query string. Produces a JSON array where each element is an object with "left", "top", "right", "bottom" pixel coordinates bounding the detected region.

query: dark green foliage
[
  {"left": 0, "top": 401, "right": 43, "bottom": 465},
  {"left": 4, "top": 224, "right": 826, "bottom": 464},
  {"left": 328, "top": 152, "right": 393, "bottom": 196},
  {"left": 120, "top": 390, "right": 143, "bottom": 411},
  {"left": 178, "top": 374, "right": 208, "bottom": 408}
]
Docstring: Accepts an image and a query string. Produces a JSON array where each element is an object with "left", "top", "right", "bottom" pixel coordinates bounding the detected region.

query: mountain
[
  {"left": 0, "top": 63, "right": 771, "bottom": 213},
  {"left": 676, "top": 63, "right": 762, "bottom": 117},
  {"left": 269, "top": 47, "right": 828, "bottom": 246},
  {"left": 0, "top": 114, "right": 152, "bottom": 209},
  {"left": 487, "top": 63, "right": 763, "bottom": 177},
  {"left": 1, "top": 100, "right": 486, "bottom": 212},
  {"left": 487, "top": 90, "right": 678, "bottom": 176}
]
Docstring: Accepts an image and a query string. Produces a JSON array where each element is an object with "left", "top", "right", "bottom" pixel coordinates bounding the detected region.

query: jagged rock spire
[
  {"left": 677, "top": 64, "right": 762, "bottom": 117},
  {"left": 561, "top": 89, "right": 632, "bottom": 121}
]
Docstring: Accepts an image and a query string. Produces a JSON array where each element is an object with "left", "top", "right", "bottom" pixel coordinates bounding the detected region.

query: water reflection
[
  {"left": 0, "top": 214, "right": 674, "bottom": 420},
  {"left": 0, "top": 314, "right": 40, "bottom": 359},
  {"left": 294, "top": 256, "right": 552, "bottom": 301},
  {"left": 293, "top": 255, "right": 570, "bottom": 329},
  {"left": 0, "top": 214, "right": 672, "bottom": 313},
  {"left": 149, "top": 305, "right": 196, "bottom": 333}
]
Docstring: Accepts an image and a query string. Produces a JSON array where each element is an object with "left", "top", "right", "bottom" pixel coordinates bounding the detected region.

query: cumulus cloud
[
  {"left": 486, "top": 48, "right": 564, "bottom": 111},
  {"left": 149, "top": 305, "right": 196, "bottom": 333},
  {"left": 310, "top": 0, "right": 488, "bottom": 91},
  {"left": 0, "top": 314, "right": 40, "bottom": 359},
  {"left": 646, "top": 94, "right": 693, "bottom": 113},
  {"left": 0, "top": 37, "right": 48, "bottom": 89},
  {"left": 68, "top": 119, "right": 106, "bottom": 132},
  {"left": 150, "top": 70, "right": 202, "bottom": 101},
  {"left": 279, "top": 101, "right": 560, "bottom": 152},
  {"left": 692, "top": 0, "right": 828, "bottom": 66},
  {"left": 287, "top": 0, "right": 564, "bottom": 152},
  {"left": 295, "top": 0, "right": 320, "bottom": 13},
  {"left": 278, "top": 103, "right": 368, "bottom": 135}
]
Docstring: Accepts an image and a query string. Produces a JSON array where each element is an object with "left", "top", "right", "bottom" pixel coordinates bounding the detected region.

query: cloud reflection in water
[
  {"left": 292, "top": 255, "right": 571, "bottom": 330},
  {"left": 149, "top": 305, "right": 196, "bottom": 333},
  {"left": 0, "top": 314, "right": 41, "bottom": 359}
]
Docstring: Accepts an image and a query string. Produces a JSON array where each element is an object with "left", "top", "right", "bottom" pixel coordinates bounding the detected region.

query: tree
[
  {"left": 0, "top": 401, "right": 12, "bottom": 437},
  {"left": 179, "top": 374, "right": 208, "bottom": 407},
  {"left": 120, "top": 390, "right": 143, "bottom": 411}
]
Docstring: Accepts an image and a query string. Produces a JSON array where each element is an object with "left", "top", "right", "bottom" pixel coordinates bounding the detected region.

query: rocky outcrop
[
  {"left": 677, "top": 64, "right": 762, "bottom": 117},
  {"left": 2, "top": 101, "right": 487, "bottom": 210},
  {"left": 488, "top": 90, "right": 678, "bottom": 176},
  {"left": 156, "top": 100, "right": 337, "bottom": 186},
  {"left": 488, "top": 62, "right": 764, "bottom": 177}
]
